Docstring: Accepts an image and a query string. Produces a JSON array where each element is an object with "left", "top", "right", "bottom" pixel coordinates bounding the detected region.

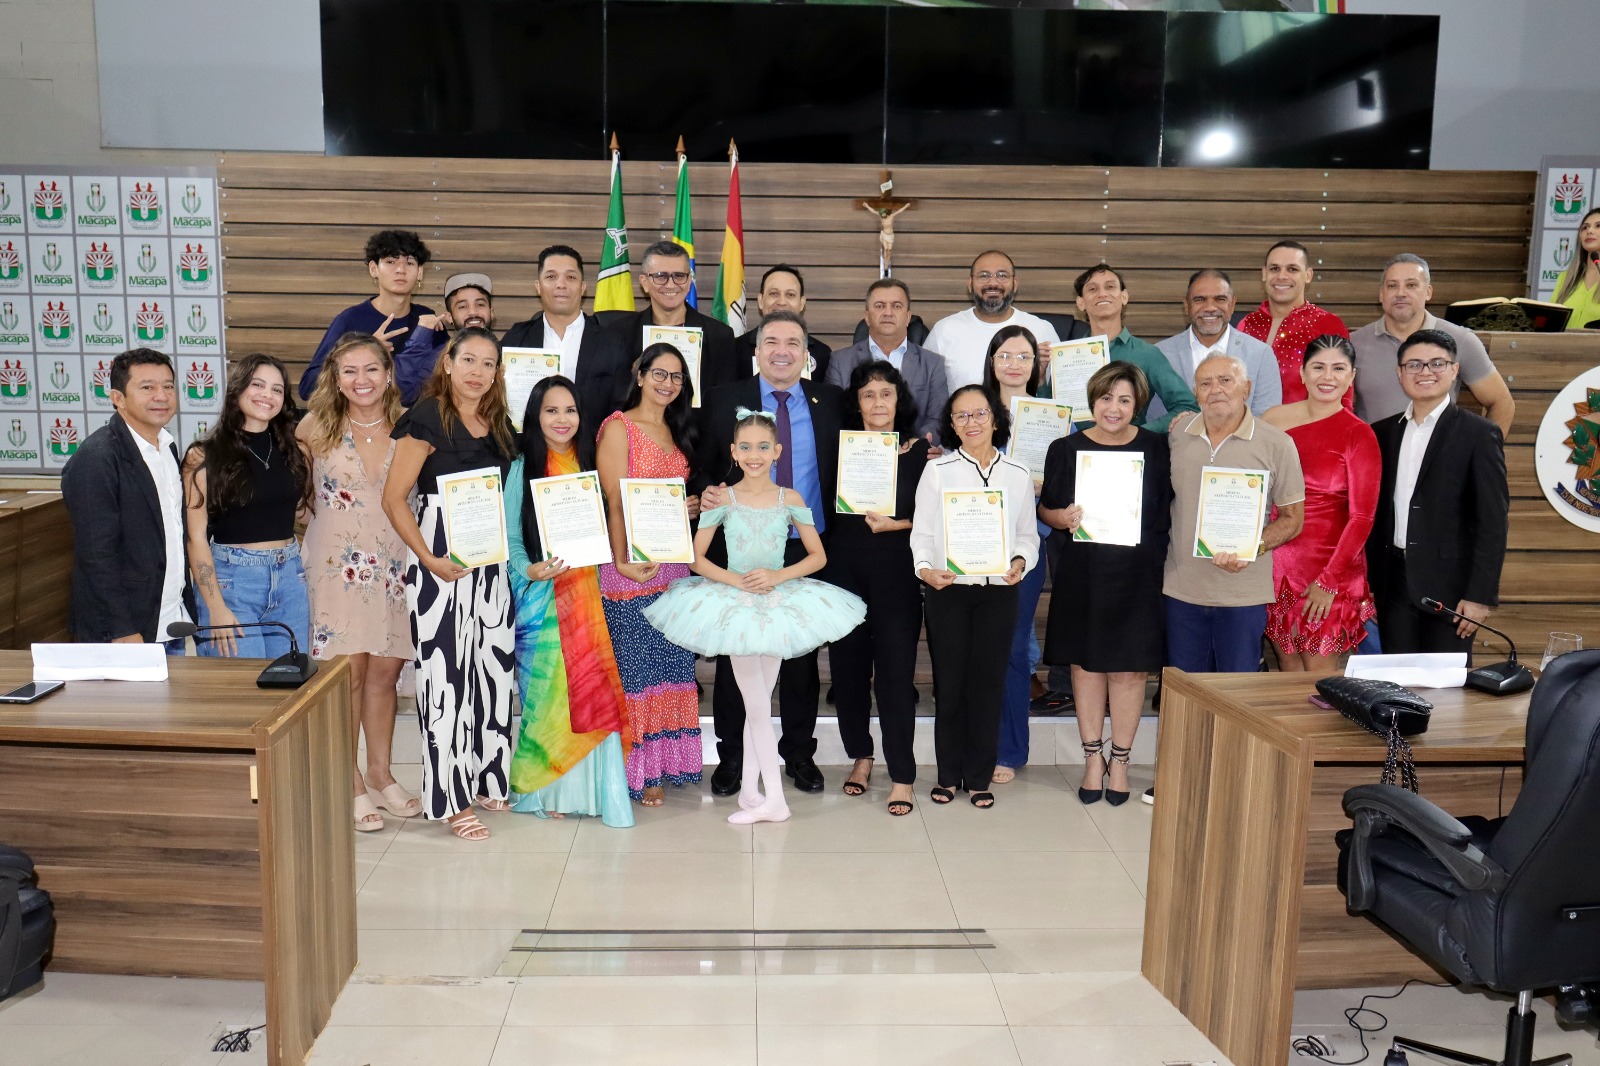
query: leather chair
[
  {"left": 849, "top": 314, "right": 929, "bottom": 347},
  {"left": 1337, "top": 648, "right": 1600, "bottom": 1066}
]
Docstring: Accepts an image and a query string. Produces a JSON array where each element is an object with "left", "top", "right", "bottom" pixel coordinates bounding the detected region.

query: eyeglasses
[
  {"left": 996, "top": 352, "right": 1035, "bottom": 364},
  {"left": 1400, "top": 358, "right": 1456, "bottom": 375},
  {"left": 972, "top": 271, "right": 1013, "bottom": 283},
  {"left": 643, "top": 271, "right": 692, "bottom": 286},
  {"left": 645, "top": 367, "right": 685, "bottom": 385},
  {"left": 952, "top": 409, "right": 992, "bottom": 425}
]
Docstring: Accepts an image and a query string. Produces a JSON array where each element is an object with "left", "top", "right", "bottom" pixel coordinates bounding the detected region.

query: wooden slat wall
[{"left": 215, "top": 154, "right": 1535, "bottom": 387}]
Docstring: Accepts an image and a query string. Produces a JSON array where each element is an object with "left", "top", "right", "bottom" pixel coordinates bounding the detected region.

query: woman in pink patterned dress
[
  {"left": 297, "top": 332, "right": 418, "bottom": 832},
  {"left": 595, "top": 344, "right": 704, "bottom": 806}
]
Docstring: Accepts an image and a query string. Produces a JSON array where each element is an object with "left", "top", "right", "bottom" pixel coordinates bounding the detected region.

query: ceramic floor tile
[
  {"left": 385, "top": 805, "right": 582, "bottom": 853},
  {"left": 1293, "top": 982, "right": 1508, "bottom": 1028},
  {"left": 1009, "top": 1023, "right": 1233, "bottom": 1066},
  {"left": 1336, "top": 1024, "right": 1600, "bottom": 1061},
  {"left": 756, "top": 973, "right": 1007, "bottom": 1026},
  {"left": 517, "top": 949, "right": 758, "bottom": 978},
  {"left": 305, "top": 1024, "right": 501, "bottom": 1065},
  {"left": 757, "top": 1024, "right": 1022, "bottom": 1066},
  {"left": 352, "top": 816, "right": 403, "bottom": 854},
  {"left": 0, "top": 1025, "right": 224, "bottom": 1066},
  {"left": 753, "top": 851, "right": 956, "bottom": 930},
  {"left": 754, "top": 946, "right": 990, "bottom": 976},
  {"left": 0, "top": 972, "right": 263, "bottom": 1027},
  {"left": 1116, "top": 850, "right": 1150, "bottom": 896},
  {"left": 977, "top": 927, "right": 1144, "bottom": 974},
  {"left": 569, "top": 785, "right": 750, "bottom": 853},
  {"left": 354, "top": 928, "right": 522, "bottom": 978},
  {"left": 504, "top": 975, "right": 755, "bottom": 1026},
  {"left": 991, "top": 972, "right": 1189, "bottom": 1027},
  {"left": 354, "top": 853, "right": 380, "bottom": 894},
  {"left": 545, "top": 851, "right": 754, "bottom": 930},
  {"left": 939, "top": 852, "right": 1145, "bottom": 930},
  {"left": 356, "top": 850, "right": 565, "bottom": 929},
  {"left": 1078, "top": 787, "right": 1157, "bottom": 852},
  {"left": 749, "top": 789, "right": 934, "bottom": 853},
  {"left": 919, "top": 789, "right": 1112, "bottom": 853},
  {"left": 324, "top": 977, "right": 515, "bottom": 1027},
  {"left": 488, "top": 1022, "right": 757, "bottom": 1065}
]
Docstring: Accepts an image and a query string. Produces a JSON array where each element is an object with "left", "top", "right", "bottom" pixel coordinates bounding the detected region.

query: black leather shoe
[
  {"left": 710, "top": 760, "right": 742, "bottom": 796},
  {"left": 786, "top": 759, "right": 825, "bottom": 793}
]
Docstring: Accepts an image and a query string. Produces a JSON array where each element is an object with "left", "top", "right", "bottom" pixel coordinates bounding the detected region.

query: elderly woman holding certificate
[
  {"left": 910, "top": 384, "right": 1040, "bottom": 809},
  {"left": 382, "top": 326, "right": 518, "bottom": 841},
  {"left": 828, "top": 361, "right": 930, "bottom": 816},
  {"left": 981, "top": 325, "right": 1068, "bottom": 783},
  {"left": 502, "top": 375, "right": 633, "bottom": 827},
  {"left": 1038, "top": 362, "right": 1171, "bottom": 805}
]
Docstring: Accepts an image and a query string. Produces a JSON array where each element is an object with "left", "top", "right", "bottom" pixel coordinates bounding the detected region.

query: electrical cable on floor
[
  {"left": 1291, "top": 979, "right": 1453, "bottom": 1064},
  {"left": 212, "top": 1024, "right": 266, "bottom": 1053}
]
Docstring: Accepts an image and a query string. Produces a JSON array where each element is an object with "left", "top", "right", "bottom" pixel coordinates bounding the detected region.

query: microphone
[
  {"left": 166, "top": 620, "right": 319, "bottom": 688},
  {"left": 1418, "top": 598, "right": 1534, "bottom": 695}
]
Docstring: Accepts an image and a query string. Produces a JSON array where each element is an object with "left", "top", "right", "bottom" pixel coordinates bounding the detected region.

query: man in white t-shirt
[{"left": 923, "top": 250, "right": 1061, "bottom": 388}]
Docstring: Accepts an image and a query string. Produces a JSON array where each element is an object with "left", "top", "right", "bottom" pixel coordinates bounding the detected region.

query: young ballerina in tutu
[{"left": 643, "top": 408, "right": 865, "bottom": 824}]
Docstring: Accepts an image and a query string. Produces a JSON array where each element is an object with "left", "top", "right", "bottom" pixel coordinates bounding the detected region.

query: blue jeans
[
  {"left": 999, "top": 555, "right": 1049, "bottom": 769},
  {"left": 1164, "top": 596, "right": 1267, "bottom": 674},
  {"left": 195, "top": 542, "right": 310, "bottom": 660}
]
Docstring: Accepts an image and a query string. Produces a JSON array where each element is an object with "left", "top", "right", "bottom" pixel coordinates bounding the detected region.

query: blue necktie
[{"left": 771, "top": 389, "right": 793, "bottom": 489}]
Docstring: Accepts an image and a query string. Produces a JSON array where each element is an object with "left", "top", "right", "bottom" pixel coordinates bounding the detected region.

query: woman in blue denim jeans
[{"left": 181, "top": 353, "right": 314, "bottom": 659}]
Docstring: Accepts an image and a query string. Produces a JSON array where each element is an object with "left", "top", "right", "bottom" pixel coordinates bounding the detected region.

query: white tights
[{"left": 727, "top": 654, "right": 790, "bottom": 824}]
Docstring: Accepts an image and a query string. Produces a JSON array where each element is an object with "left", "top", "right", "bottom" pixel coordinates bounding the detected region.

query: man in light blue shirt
[{"left": 1152, "top": 268, "right": 1281, "bottom": 422}]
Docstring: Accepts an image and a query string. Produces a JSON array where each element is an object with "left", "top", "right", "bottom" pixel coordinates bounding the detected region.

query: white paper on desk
[
  {"left": 32, "top": 642, "right": 169, "bottom": 682},
  {"left": 1345, "top": 652, "right": 1467, "bottom": 689}
]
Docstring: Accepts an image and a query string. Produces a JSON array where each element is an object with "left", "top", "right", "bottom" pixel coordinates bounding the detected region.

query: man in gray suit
[
  {"left": 826, "top": 277, "right": 949, "bottom": 441},
  {"left": 1151, "top": 268, "right": 1281, "bottom": 422}
]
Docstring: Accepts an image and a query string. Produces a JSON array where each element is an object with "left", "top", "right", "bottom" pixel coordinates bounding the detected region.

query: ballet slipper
[
  {"left": 737, "top": 787, "right": 765, "bottom": 810},
  {"left": 727, "top": 803, "right": 791, "bottom": 825}
]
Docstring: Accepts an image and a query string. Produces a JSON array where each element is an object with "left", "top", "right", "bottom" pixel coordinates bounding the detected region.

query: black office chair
[
  {"left": 850, "top": 314, "right": 928, "bottom": 347},
  {"left": 1337, "top": 649, "right": 1600, "bottom": 1066}
]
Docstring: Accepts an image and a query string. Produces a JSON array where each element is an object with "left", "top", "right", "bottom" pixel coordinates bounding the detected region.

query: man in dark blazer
[
  {"left": 697, "top": 311, "right": 843, "bottom": 795},
  {"left": 501, "top": 245, "right": 630, "bottom": 426},
  {"left": 610, "top": 240, "right": 738, "bottom": 401},
  {"left": 60, "top": 348, "right": 195, "bottom": 646},
  {"left": 732, "top": 265, "right": 832, "bottom": 384},
  {"left": 825, "top": 277, "right": 949, "bottom": 441},
  {"left": 1365, "top": 329, "right": 1509, "bottom": 656}
]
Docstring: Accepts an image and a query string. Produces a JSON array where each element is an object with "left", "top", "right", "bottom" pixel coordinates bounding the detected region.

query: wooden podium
[{"left": 0, "top": 653, "right": 355, "bottom": 1066}]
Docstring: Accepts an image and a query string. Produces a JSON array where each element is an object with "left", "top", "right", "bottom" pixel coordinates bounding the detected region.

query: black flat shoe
[
  {"left": 710, "top": 760, "right": 742, "bottom": 796},
  {"left": 929, "top": 786, "right": 955, "bottom": 804},
  {"left": 970, "top": 791, "right": 995, "bottom": 809},
  {"left": 786, "top": 759, "right": 825, "bottom": 793}
]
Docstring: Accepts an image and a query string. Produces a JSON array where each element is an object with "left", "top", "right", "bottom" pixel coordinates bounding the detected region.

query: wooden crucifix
[{"left": 854, "top": 170, "right": 917, "bottom": 278}]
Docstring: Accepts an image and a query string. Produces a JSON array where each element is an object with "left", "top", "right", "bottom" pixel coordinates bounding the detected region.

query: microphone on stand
[
  {"left": 166, "top": 620, "right": 319, "bottom": 688},
  {"left": 1418, "top": 598, "right": 1534, "bottom": 695}
]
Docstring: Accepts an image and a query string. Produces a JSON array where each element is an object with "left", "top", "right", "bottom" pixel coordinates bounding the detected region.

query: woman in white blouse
[{"left": 910, "top": 383, "right": 1040, "bottom": 809}]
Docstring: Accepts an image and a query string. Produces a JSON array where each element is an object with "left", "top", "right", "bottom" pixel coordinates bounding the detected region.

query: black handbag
[{"left": 1316, "top": 676, "right": 1434, "bottom": 792}]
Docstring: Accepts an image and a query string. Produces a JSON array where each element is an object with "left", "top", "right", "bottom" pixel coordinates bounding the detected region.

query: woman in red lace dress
[{"left": 1262, "top": 334, "right": 1380, "bottom": 671}]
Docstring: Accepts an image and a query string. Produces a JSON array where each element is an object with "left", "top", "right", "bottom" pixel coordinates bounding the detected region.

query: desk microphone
[
  {"left": 1418, "top": 598, "right": 1534, "bottom": 695},
  {"left": 166, "top": 620, "right": 319, "bottom": 688}
]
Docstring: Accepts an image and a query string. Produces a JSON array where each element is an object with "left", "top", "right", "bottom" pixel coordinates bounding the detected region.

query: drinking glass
[{"left": 1541, "top": 632, "right": 1584, "bottom": 671}]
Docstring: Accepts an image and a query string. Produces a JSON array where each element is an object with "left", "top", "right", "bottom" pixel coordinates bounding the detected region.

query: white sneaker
[{"left": 1141, "top": 787, "right": 1155, "bottom": 806}]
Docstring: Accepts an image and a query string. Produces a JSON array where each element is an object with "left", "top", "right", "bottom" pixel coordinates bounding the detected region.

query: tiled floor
[{"left": 4, "top": 758, "right": 1597, "bottom": 1065}]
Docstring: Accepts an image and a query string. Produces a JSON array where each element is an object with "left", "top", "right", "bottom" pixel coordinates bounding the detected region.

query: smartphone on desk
[
  {"left": 1307, "top": 693, "right": 1335, "bottom": 710},
  {"left": 0, "top": 681, "right": 65, "bottom": 704}
]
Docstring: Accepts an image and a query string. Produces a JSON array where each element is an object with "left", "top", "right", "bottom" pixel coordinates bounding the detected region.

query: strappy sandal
[
  {"left": 1078, "top": 739, "right": 1106, "bottom": 805},
  {"left": 373, "top": 783, "right": 422, "bottom": 818},
  {"left": 1105, "top": 742, "right": 1133, "bottom": 807},
  {"left": 842, "top": 758, "right": 873, "bottom": 796},
  {"left": 929, "top": 785, "right": 956, "bottom": 804},
  {"left": 476, "top": 796, "right": 512, "bottom": 812},
  {"left": 970, "top": 791, "right": 996, "bottom": 809},
  {"left": 353, "top": 793, "right": 385, "bottom": 833},
  {"left": 886, "top": 796, "right": 914, "bottom": 817},
  {"left": 448, "top": 810, "right": 491, "bottom": 841}
]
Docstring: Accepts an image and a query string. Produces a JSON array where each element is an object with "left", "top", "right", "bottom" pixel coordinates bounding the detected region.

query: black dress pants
[
  {"left": 923, "top": 582, "right": 1019, "bottom": 792},
  {"left": 826, "top": 547, "right": 922, "bottom": 785},
  {"left": 1378, "top": 548, "right": 1473, "bottom": 658},
  {"left": 712, "top": 537, "right": 821, "bottom": 765}
]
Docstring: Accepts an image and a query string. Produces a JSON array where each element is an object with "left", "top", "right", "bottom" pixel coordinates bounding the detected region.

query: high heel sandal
[
  {"left": 842, "top": 758, "right": 872, "bottom": 796},
  {"left": 1105, "top": 742, "right": 1132, "bottom": 807},
  {"left": 1078, "top": 739, "right": 1106, "bottom": 805}
]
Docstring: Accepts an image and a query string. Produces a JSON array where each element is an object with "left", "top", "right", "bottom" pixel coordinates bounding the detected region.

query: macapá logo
[
  {"left": 178, "top": 244, "right": 210, "bottom": 283},
  {"left": 40, "top": 301, "right": 73, "bottom": 343},
  {"left": 48, "top": 417, "right": 79, "bottom": 457},
  {"left": 186, "top": 361, "right": 216, "bottom": 400},
  {"left": 0, "top": 359, "right": 29, "bottom": 398},
  {"left": 126, "top": 182, "right": 161, "bottom": 224},
  {"left": 32, "top": 181, "right": 64, "bottom": 222},
  {"left": 0, "top": 242, "right": 19, "bottom": 281},
  {"left": 83, "top": 241, "right": 117, "bottom": 283},
  {"left": 135, "top": 302, "right": 166, "bottom": 342}
]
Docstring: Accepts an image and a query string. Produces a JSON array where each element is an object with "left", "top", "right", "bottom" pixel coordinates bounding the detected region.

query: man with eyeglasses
[
  {"left": 610, "top": 239, "right": 737, "bottom": 396},
  {"left": 924, "top": 250, "right": 1060, "bottom": 389},
  {"left": 501, "top": 245, "right": 630, "bottom": 424},
  {"left": 1365, "top": 329, "right": 1508, "bottom": 656},
  {"left": 1349, "top": 254, "right": 1514, "bottom": 436},
  {"left": 696, "top": 310, "right": 843, "bottom": 797},
  {"left": 732, "top": 264, "right": 833, "bottom": 384},
  {"left": 1071, "top": 264, "right": 1197, "bottom": 432}
]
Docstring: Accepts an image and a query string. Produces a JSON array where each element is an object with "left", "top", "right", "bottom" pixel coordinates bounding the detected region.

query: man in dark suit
[
  {"left": 1365, "top": 329, "right": 1509, "bottom": 655},
  {"left": 697, "top": 310, "right": 843, "bottom": 795},
  {"left": 611, "top": 240, "right": 738, "bottom": 400},
  {"left": 732, "top": 265, "right": 832, "bottom": 384},
  {"left": 501, "top": 245, "right": 630, "bottom": 425},
  {"left": 60, "top": 348, "right": 195, "bottom": 647},
  {"left": 825, "top": 277, "right": 948, "bottom": 441}
]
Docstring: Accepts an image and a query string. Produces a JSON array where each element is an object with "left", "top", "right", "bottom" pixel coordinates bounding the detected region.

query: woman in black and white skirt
[{"left": 381, "top": 326, "right": 517, "bottom": 841}]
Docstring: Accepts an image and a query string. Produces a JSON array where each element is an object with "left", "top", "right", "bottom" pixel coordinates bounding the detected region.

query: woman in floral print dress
[{"left": 297, "top": 332, "right": 420, "bottom": 833}]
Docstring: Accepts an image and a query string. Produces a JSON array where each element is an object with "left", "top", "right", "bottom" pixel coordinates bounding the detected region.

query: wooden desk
[
  {"left": 0, "top": 654, "right": 355, "bottom": 1066},
  {"left": 1142, "top": 669, "right": 1528, "bottom": 1066},
  {"left": 0, "top": 480, "right": 73, "bottom": 649}
]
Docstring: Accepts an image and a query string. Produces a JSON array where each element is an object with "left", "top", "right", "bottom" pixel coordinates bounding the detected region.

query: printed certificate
[
  {"left": 620, "top": 477, "right": 695, "bottom": 564},
  {"left": 643, "top": 325, "right": 704, "bottom": 407},
  {"left": 1008, "top": 396, "right": 1073, "bottom": 484},
  {"left": 1072, "top": 450, "right": 1144, "bottom": 547},
  {"left": 529, "top": 470, "right": 613, "bottom": 569},
  {"left": 1193, "top": 466, "right": 1271, "bottom": 561},
  {"left": 942, "top": 487, "right": 1009, "bottom": 577},
  {"left": 500, "top": 348, "right": 563, "bottom": 431},
  {"left": 1048, "top": 336, "right": 1110, "bottom": 422},
  {"left": 436, "top": 466, "right": 510, "bottom": 569},
  {"left": 835, "top": 430, "right": 899, "bottom": 514}
]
